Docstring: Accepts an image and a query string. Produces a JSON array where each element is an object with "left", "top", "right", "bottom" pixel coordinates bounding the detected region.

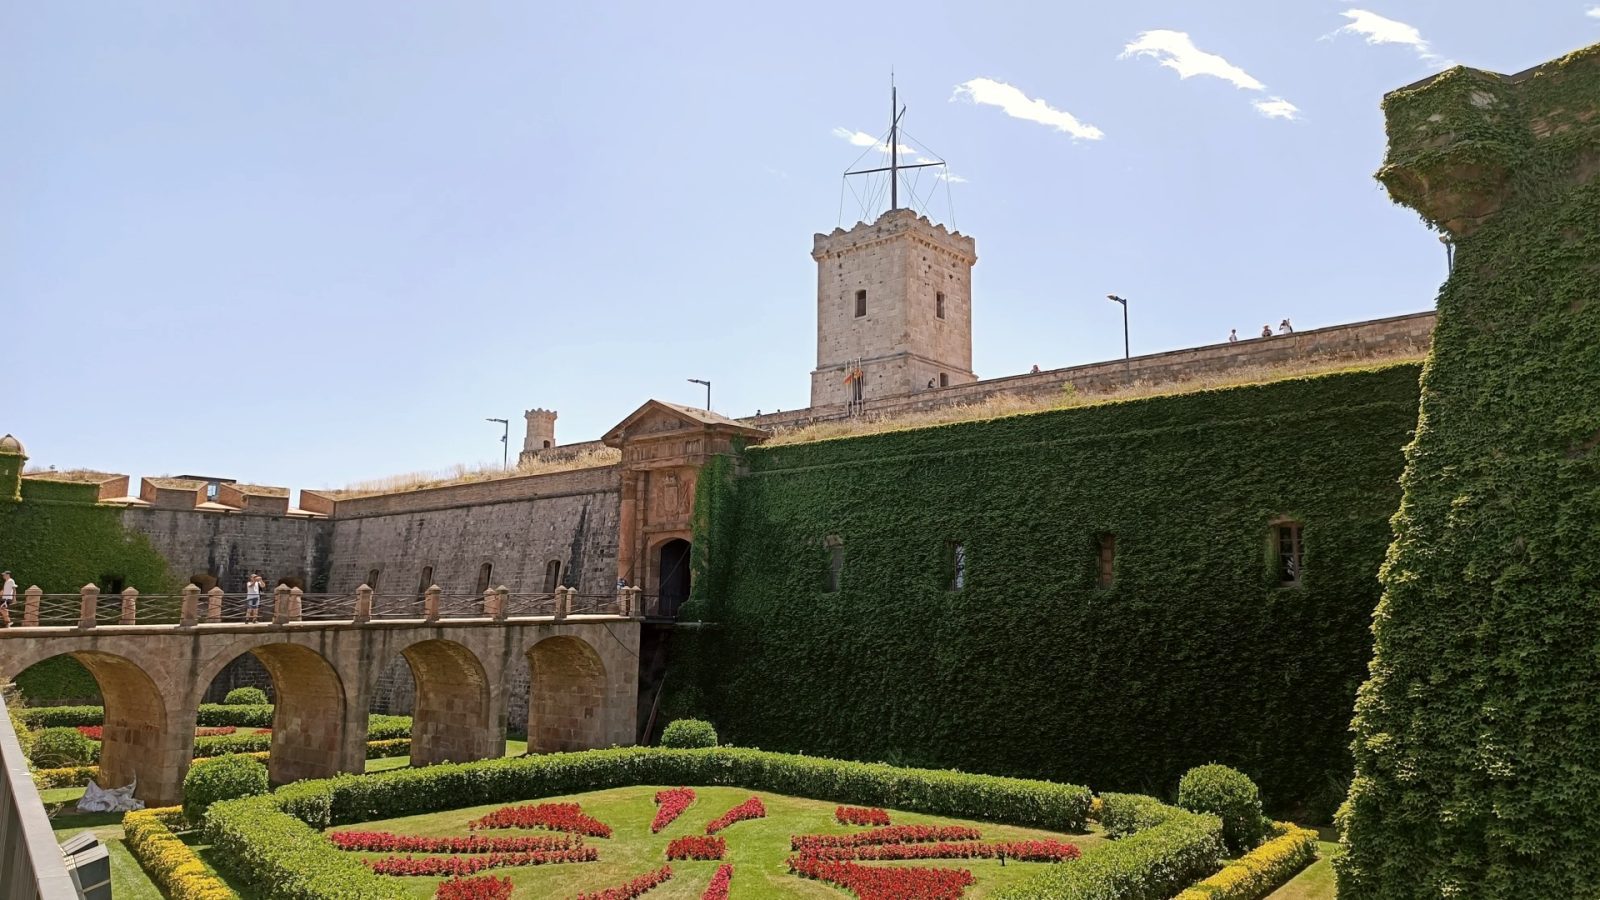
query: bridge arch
[
  {"left": 5, "top": 650, "right": 179, "bottom": 805},
  {"left": 383, "top": 638, "right": 497, "bottom": 767},
  {"left": 526, "top": 635, "right": 608, "bottom": 753},
  {"left": 198, "top": 640, "right": 348, "bottom": 786}
]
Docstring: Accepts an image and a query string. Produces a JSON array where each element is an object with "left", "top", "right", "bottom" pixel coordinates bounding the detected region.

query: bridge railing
[
  {"left": 1, "top": 688, "right": 81, "bottom": 899},
  {"left": 6, "top": 582, "right": 645, "bottom": 630}
]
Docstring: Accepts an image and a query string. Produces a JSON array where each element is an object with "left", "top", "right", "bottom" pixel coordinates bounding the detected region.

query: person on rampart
[
  {"left": 0, "top": 571, "right": 14, "bottom": 626},
  {"left": 1279, "top": 318, "right": 1294, "bottom": 334},
  {"left": 1260, "top": 324, "right": 1273, "bottom": 338},
  {"left": 244, "top": 573, "right": 264, "bottom": 623},
  {"left": 1228, "top": 329, "right": 1238, "bottom": 343}
]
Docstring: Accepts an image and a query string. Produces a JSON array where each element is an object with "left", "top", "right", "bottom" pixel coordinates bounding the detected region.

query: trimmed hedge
[
  {"left": 16, "top": 705, "right": 105, "bottom": 728},
  {"left": 124, "top": 807, "right": 234, "bottom": 900},
  {"left": 204, "top": 746, "right": 1096, "bottom": 898},
  {"left": 997, "top": 797, "right": 1223, "bottom": 899},
  {"left": 366, "top": 714, "right": 412, "bottom": 741},
  {"left": 1178, "top": 764, "right": 1266, "bottom": 854},
  {"left": 223, "top": 687, "right": 268, "bottom": 706},
  {"left": 183, "top": 754, "right": 269, "bottom": 821},
  {"left": 32, "top": 740, "right": 409, "bottom": 790},
  {"left": 684, "top": 364, "right": 1421, "bottom": 814},
  {"left": 192, "top": 732, "right": 273, "bottom": 758},
  {"left": 660, "top": 718, "right": 718, "bottom": 748},
  {"left": 18, "top": 705, "right": 411, "bottom": 736},
  {"left": 1175, "top": 823, "right": 1318, "bottom": 900},
  {"left": 29, "top": 727, "right": 97, "bottom": 767}
]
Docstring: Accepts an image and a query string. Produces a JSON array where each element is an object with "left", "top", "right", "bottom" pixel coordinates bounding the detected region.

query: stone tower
[
  {"left": 522, "top": 409, "right": 557, "bottom": 456},
  {"left": 0, "top": 433, "right": 24, "bottom": 502},
  {"left": 809, "top": 209, "right": 978, "bottom": 407}
]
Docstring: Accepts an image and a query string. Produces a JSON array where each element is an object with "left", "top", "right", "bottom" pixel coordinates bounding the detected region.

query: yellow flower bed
[
  {"left": 1174, "top": 822, "right": 1318, "bottom": 900},
  {"left": 124, "top": 806, "right": 235, "bottom": 900}
]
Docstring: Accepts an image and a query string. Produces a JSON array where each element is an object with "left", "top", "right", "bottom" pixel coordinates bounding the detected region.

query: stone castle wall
[{"left": 119, "top": 506, "right": 333, "bottom": 593}]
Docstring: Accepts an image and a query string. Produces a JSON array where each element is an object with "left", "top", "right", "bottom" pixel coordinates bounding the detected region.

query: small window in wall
[
  {"left": 476, "top": 562, "right": 494, "bottom": 594},
  {"left": 938, "top": 373, "right": 949, "bottom": 388},
  {"left": 947, "top": 541, "right": 966, "bottom": 591},
  {"left": 1274, "top": 521, "right": 1304, "bottom": 586},
  {"left": 936, "top": 292, "right": 946, "bottom": 319},
  {"left": 854, "top": 289, "right": 867, "bottom": 317},
  {"left": 542, "top": 440, "right": 552, "bottom": 449},
  {"left": 823, "top": 537, "right": 844, "bottom": 593},
  {"left": 100, "top": 574, "right": 125, "bottom": 594},
  {"left": 205, "top": 482, "right": 220, "bottom": 501},
  {"left": 544, "top": 560, "right": 562, "bottom": 592},
  {"left": 1096, "top": 534, "right": 1116, "bottom": 589},
  {"left": 366, "top": 568, "right": 381, "bottom": 591},
  {"left": 417, "top": 566, "right": 433, "bottom": 599}
]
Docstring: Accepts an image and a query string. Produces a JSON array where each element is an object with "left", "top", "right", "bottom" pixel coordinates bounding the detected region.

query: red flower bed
[
  {"left": 78, "top": 725, "right": 238, "bottom": 740},
  {"left": 469, "top": 803, "right": 613, "bottom": 838},
  {"left": 836, "top": 806, "right": 891, "bottom": 826},
  {"left": 331, "top": 830, "right": 581, "bottom": 853},
  {"left": 665, "top": 835, "right": 726, "bottom": 861},
  {"left": 366, "top": 847, "right": 597, "bottom": 876},
  {"left": 573, "top": 864, "right": 673, "bottom": 900},
  {"left": 789, "top": 855, "right": 975, "bottom": 900},
  {"left": 651, "top": 788, "right": 695, "bottom": 833},
  {"left": 194, "top": 726, "right": 238, "bottom": 737},
  {"left": 436, "top": 875, "right": 513, "bottom": 899},
  {"left": 799, "top": 839, "right": 1081, "bottom": 863},
  {"left": 701, "top": 864, "right": 733, "bottom": 900},
  {"left": 76, "top": 726, "right": 102, "bottom": 740},
  {"left": 792, "top": 825, "right": 983, "bottom": 850},
  {"left": 704, "top": 796, "right": 765, "bottom": 834}
]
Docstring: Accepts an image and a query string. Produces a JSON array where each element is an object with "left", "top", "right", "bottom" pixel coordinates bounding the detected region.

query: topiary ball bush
[
  {"left": 30, "top": 727, "right": 98, "bottom": 767},
  {"left": 660, "top": 718, "right": 718, "bottom": 749},
  {"left": 1178, "top": 763, "right": 1267, "bottom": 854},
  {"left": 223, "top": 687, "right": 269, "bottom": 706},
  {"left": 183, "top": 753, "right": 269, "bottom": 822}
]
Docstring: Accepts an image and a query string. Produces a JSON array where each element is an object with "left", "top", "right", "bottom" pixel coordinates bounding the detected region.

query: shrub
[
  {"left": 3, "top": 684, "right": 33, "bottom": 761},
  {"left": 1178, "top": 764, "right": 1266, "bottom": 854},
  {"left": 124, "top": 807, "right": 234, "bottom": 900},
  {"left": 15, "top": 705, "right": 103, "bottom": 728},
  {"left": 203, "top": 794, "right": 399, "bottom": 899},
  {"left": 30, "top": 727, "right": 98, "bottom": 767},
  {"left": 1174, "top": 823, "right": 1318, "bottom": 899},
  {"left": 660, "top": 719, "right": 717, "bottom": 749},
  {"left": 997, "top": 807, "right": 1223, "bottom": 900},
  {"left": 224, "top": 687, "right": 269, "bottom": 706},
  {"left": 366, "top": 714, "right": 413, "bottom": 740},
  {"left": 196, "top": 703, "right": 274, "bottom": 728},
  {"left": 192, "top": 731, "right": 273, "bottom": 759},
  {"left": 183, "top": 754, "right": 269, "bottom": 822},
  {"left": 1098, "top": 792, "right": 1178, "bottom": 838}
]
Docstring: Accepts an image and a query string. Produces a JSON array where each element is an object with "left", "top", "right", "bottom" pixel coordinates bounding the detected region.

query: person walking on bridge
[
  {"left": 244, "top": 573, "right": 264, "bottom": 623},
  {"left": 0, "top": 571, "right": 15, "bottom": 627}
]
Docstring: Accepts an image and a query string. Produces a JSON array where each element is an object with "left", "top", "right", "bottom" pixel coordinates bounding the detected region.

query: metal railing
[
  {"left": 4, "top": 583, "right": 649, "bottom": 630},
  {"left": 1, "top": 689, "right": 80, "bottom": 899}
]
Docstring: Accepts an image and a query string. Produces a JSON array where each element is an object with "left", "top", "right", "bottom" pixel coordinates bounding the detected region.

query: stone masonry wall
[{"left": 119, "top": 506, "right": 333, "bottom": 593}]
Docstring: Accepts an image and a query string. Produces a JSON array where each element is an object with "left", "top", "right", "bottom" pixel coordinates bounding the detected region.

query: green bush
[
  {"left": 365, "top": 715, "right": 412, "bottom": 741},
  {"left": 197, "top": 703, "right": 274, "bottom": 728},
  {"left": 3, "top": 685, "right": 33, "bottom": 761},
  {"left": 1099, "top": 792, "right": 1182, "bottom": 838},
  {"left": 223, "top": 687, "right": 268, "bottom": 706},
  {"left": 660, "top": 718, "right": 718, "bottom": 748},
  {"left": 16, "top": 705, "right": 103, "bottom": 728},
  {"left": 999, "top": 807, "right": 1224, "bottom": 900},
  {"left": 29, "top": 727, "right": 98, "bottom": 767},
  {"left": 192, "top": 732, "right": 274, "bottom": 759},
  {"left": 1178, "top": 764, "right": 1266, "bottom": 854},
  {"left": 204, "top": 794, "right": 396, "bottom": 900},
  {"left": 183, "top": 754, "right": 269, "bottom": 822}
]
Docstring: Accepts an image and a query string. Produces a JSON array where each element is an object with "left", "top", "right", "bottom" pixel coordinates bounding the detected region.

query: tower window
[
  {"left": 855, "top": 290, "right": 867, "bottom": 317},
  {"left": 544, "top": 559, "right": 562, "bottom": 592},
  {"left": 938, "top": 373, "right": 949, "bottom": 388},
  {"left": 1274, "top": 521, "right": 1303, "bottom": 586},
  {"left": 476, "top": 562, "right": 494, "bottom": 594},
  {"left": 947, "top": 541, "right": 966, "bottom": 591},
  {"left": 366, "top": 568, "right": 381, "bottom": 591},
  {"left": 542, "top": 440, "right": 552, "bottom": 449},
  {"left": 936, "top": 292, "right": 946, "bottom": 319},
  {"left": 1096, "top": 534, "right": 1115, "bottom": 589}
]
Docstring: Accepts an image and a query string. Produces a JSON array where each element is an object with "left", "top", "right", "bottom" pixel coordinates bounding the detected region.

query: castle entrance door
[{"left": 656, "top": 539, "right": 691, "bottom": 618}]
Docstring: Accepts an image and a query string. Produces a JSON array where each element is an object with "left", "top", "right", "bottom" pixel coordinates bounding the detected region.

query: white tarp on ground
[{"left": 76, "top": 779, "right": 144, "bottom": 813}]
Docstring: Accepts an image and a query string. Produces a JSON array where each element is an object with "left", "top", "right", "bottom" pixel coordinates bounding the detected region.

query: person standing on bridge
[
  {"left": 244, "top": 573, "right": 264, "bottom": 623},
  {"left": 0, "top": 571, "right": 15, "bottom": 627}
]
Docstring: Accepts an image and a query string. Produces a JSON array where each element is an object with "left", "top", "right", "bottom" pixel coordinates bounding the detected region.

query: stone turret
[
  {"left": 0, "top": 434, "right": 26, "bottom": 502},
  {"left": 522, "top": 409, "right": 558, "bottom": 457}
]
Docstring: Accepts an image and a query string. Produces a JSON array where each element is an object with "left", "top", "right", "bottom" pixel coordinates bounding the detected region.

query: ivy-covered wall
[
  {"left": 677, "top": 363, "right": 1421, "bottom": 816},
  {"left": 2, "top": 477, "right": 174, "bottom": 703},
  {"left": 1338, "top": 45, "right": 1600, "bottom": 898}
]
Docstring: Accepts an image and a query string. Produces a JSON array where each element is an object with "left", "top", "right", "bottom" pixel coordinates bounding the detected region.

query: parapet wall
[{"left": 325, "top": 464, "right": 620, "bottom": 519}]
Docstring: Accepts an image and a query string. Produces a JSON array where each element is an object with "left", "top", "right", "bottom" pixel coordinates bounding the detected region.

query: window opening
[
  {"left": 476, "top": 562, "right": 493, "bottom": 594},
  {"left": 1275, "top": 522, "right": 1303, "bottom": 586},
  {"left": 938, "top": 373, "right": 949, "bottom": 388},
  {"left": 1096, "top": 534, "right": 1116, "bottom": 589},
  {"left": 936, "top": 292, "right": 946, "bottom": 319},
  {"left": 417, "top": 565, "right": 433, "bottom": 599},
  {"left": 366, "top": 568, "right": 381, "bottom": 591},
  {"left": 544, "top": 560, "right": 562, "bottom": 592},
  {"left": 824, "top": 540, "right": 844, "bottom": 593},
  {"left": 854, "top": 289, "right": 867, "bottom": 317},
  {"left": 947, "top": 541, "right": 966, "bottom": 591}
]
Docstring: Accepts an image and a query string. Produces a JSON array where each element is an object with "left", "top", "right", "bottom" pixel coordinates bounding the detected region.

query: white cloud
[
  {"left": 936, "top": 171, "right": 967, "bottom": 183},
  {"left": 1252, "top": 97, "right": 1300, "bottom": 120},
  {"left": 950, "top": 77, "right": 1104, "bottom": 140},
  {"left": 1120, "top": 30, "right": 1265, "bottom": 90},
  {"left": 1589, "top": 5, "right": 1600, "bottom": 17},
  {"left": 1332, "top": 9, "right": 1446, "bottom": 64},
  {"left": 831, "top": 127, "right": 914, "bottom": 155}
]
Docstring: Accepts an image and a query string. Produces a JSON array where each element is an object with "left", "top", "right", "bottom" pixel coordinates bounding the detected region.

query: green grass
[
  {"left": 322, "top": 784, "right": 1103, "bottom": 899},
  {"left": 51, "top": 811, "right": 162, "bottom": 900},
  {"left": 1266, "top": 840, "right": 1339, "bottom": 900}
]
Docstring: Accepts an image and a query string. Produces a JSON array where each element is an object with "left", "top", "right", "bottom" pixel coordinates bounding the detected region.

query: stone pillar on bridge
[
  {"left": 78, "top": 584, "right": 98, "bottom": 629},
  {"left": 207, "top": 587, "right": 223, "bottom": 623},
  {"left": 272, "top": 585, "right": 290, "bottom": 625},
  {"left": 180, "top": 584, "right": 200, "bottom": 627},
  {"left": 424, "top": 585, "right": 442, "bottom": 622},
  {"left": 22, "top": 586, "right": 39, "bottom": 627},
  {"left": 119, "top": 587, "right": 138, "bottom": 625},
  {"left": 354, "top": 584, "right": 373, "bottom": 623},
  {"left": 289, "top": 587, "right": 303, "bottom": 621}
]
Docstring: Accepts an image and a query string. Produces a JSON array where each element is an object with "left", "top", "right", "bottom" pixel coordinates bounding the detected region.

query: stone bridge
[{"left": 0, "top": 613, "right": 640, "bottom": 807}]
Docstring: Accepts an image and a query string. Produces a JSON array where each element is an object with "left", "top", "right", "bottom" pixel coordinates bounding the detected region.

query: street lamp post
[
  {"left": 1106, "top": 295, "right": 1129, "bottom": 360},
  {"left": 485, "top": 417, "right": 509, "bottom": 469},
  {"left": 687, "top": 378, "right": 711, "bottom": 411}
]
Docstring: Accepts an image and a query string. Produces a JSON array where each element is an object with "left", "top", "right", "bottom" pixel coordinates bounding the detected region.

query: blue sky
[{"left": 3, "top": 2, "right": 1592, "bottom": 490}]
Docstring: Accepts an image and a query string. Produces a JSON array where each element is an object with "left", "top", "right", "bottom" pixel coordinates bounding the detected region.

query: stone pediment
[{"left": 601, "top": 400, "right": 767, "bottom": 449}]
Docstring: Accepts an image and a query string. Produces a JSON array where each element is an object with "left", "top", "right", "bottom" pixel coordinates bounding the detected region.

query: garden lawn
[
  {"left": 1265, "top": 840, "right": 1339, "bottom": 900},
  {"left": 327, "top": 784, "right": 1104, "bottom": 899},
  {"left": 51, "top": 811, "right": 162, "bottom": 900}
]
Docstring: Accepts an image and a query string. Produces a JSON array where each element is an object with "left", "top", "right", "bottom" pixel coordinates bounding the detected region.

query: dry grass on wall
[
  {"left": 329, "top": 447, "right": 621, "bottom": 498},
  {"left": 763, "top": 349, "right": 1428, "bottom": 447}
]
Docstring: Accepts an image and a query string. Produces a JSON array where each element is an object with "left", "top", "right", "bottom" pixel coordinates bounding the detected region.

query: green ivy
[
  {"left": 1338, "top": 44, "right": 1600, "bottom": 899},
  {"left": 676, "top": 364, "right": 1421, "bottom": 816},
  {"left": 0, "top": 479, "right": 173, "bottom": 595}
]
